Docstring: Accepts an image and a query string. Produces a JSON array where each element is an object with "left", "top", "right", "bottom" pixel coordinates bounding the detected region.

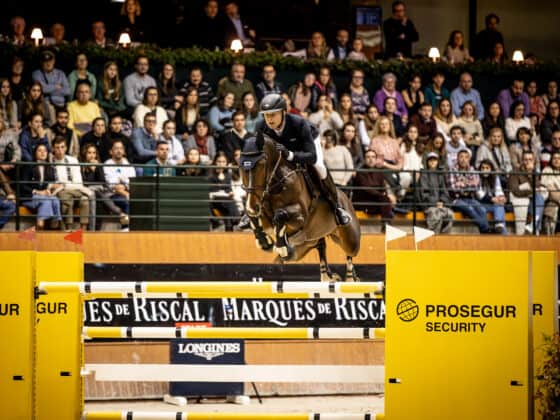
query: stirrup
[{"left": 335, "top": 207, "right": 351, "bottom": 226}]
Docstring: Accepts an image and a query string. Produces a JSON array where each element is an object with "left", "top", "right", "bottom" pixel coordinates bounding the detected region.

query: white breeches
[{"left": 313, "top": 135, "right": 327, "bottom": 180}]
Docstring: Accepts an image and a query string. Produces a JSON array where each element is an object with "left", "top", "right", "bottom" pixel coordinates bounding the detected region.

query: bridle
[{"left": 242, "top": 150, "right": 283, "bottom": 217}]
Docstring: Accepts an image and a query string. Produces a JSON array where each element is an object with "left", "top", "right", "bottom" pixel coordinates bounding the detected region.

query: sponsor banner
[{"left": 83, "top": 297, "right": 385, "bottom": 327}]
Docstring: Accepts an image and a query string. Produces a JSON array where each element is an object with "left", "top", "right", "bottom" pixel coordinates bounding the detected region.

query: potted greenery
[{"left": 536, "top": 332, "right": 560, "bottom": 419}]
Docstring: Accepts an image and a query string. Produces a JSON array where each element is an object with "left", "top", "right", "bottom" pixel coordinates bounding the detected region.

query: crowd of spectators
[{"left": 0, "top": 1, "right": 558, "bottom": 235}]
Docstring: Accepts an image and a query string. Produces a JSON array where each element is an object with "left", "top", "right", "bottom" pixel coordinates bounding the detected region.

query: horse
[{"left": 240, "top": 135, "right": 361, "bottom": 282}]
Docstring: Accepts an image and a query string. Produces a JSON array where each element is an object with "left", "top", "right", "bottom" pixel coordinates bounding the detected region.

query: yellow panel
[
  {"left": 0, "top": 252, "right": 35, "bottom": 420},
  {"left": 35, "top": 252, "right": 83, "bottom": 420},
  {"left": 531, "top": 251, "right": 558, "bottom": 420},
  {"left": 386, "top": 251, "right": 531, "bottom": 420}
]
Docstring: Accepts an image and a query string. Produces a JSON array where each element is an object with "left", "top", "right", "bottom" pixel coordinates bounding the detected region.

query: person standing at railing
[
  {"left": 477, "top": 159, "right": 507, "bottom": 234},
  {"left": 382, "top": 1, "right": 419, "bottom": 59},
  {"left": 418, "top": 152, "right": 453, "bottom": 234},
  {"left": 144, "top": 141, "right": 176, "bottom": 177},
  {"left": 19, "top": 113, "right": 50, "bottom": 162},
  {"left": 103, "top": 139, "right": 136, "bottom": 215},
  {"left": 540, "top": 152, "right": 560, "bottom": 235}
]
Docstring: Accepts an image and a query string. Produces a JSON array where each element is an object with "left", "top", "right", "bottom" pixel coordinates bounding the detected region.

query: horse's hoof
[
  {"left": 273, "top": 244, "right": 293, "bottom": 260},
  {"left": 321, "top": 272, "right": 341, "bottom": 282}
]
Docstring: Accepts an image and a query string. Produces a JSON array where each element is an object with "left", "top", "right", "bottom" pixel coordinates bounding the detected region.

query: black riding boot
[{"left": 321, "top": 172, "right": 351, "bottom": 226}]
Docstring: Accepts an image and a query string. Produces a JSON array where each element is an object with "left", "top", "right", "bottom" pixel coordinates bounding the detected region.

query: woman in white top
[
  {"left": 399, "top": 124, "right": 423, "bottom": 190},
  {"left": 132, "top": 86, "right": 168, "bottom": 134},
  {"left": 358, "top": 104, "right": 380, "bottom": 147},
  {"left": 505, "top": 100, "right": 531, "bottom": 144},
  {"left": 347, "top": 38, "right": 367, "bottom": 61},
  {"left": 444, "top": 30, "right": 473, "bottom": 64},
  {"left": 457, "top": 100, "right": 483, "bottom": 155},
  {"left": 308, "top": 94, "right": 344, "bottom": 136},
  {"left": 321, "top": 130, "right": 353, "bottom": 186},
  {"left": 433, "top": 98, "right": 457, "bottom": 142}
]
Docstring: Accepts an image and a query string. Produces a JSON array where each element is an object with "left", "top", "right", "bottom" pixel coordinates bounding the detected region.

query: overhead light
[
  {"left": 428, "top": 47, "right": 440, "bottom": 63},
  {"left": 230, "top": 39, "right": 243, "bottom": 54},
  {"left": 118, "top": 32, "right": 131, "bottom": 48},
  {"left": 512, "top": 50, "right": 524, "bottom": 64},
  {"left": 30, "top": 28, "right": 43, "bottom": 47}
]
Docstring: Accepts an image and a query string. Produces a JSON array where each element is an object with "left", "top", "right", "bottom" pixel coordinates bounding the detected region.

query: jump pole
[{"left": 82, "top": 412, "right": 385, "bottom": 420}]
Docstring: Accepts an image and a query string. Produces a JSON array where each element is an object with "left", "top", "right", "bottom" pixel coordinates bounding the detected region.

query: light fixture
[
  {"left": 118, "top": 32, "right": 131, "bottom": 48},
  {"left": 512, "top": 50, "right": 524, "bottom": 64},
  {"left": 230, "top": 39, "right": 243, "bottom": 54},
  {"left": 428, "top": 47, "right": 440, "bottom": 63},
  {"left": 30, "top": 28, "right": 43, "bottom": 47}
]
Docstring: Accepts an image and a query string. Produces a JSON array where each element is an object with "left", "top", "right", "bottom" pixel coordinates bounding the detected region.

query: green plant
[{"left": 536, "top": 332, "right": 560, "bottom": 420}]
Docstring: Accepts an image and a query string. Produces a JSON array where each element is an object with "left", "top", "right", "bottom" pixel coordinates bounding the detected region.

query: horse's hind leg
[
  {"left": 317, "top": 238, "right": 341, "bottom": 282},
  {"left": 344, "top": 256, "right": 360, "bottom": 282}
]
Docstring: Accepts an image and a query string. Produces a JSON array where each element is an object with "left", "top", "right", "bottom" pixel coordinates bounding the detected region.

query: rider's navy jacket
[{"left": 257, "top": 114, "right": 318, "bottom": 165}]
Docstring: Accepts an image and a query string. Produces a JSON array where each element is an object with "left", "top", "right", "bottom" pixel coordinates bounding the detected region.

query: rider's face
[{"left": 264, "top": 111, "right": 283, "bottom": 130}]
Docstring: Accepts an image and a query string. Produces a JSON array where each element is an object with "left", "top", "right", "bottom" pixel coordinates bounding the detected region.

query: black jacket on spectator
[
  {"left": 81, "top": 132, "right": 113, "bottom": 163},
  {"left": 50, "top": 123, "right": 76, "bottom": 152},
  {"left": 81, "top": 165, "right": 106, "bottom": 186},
  {"left": 21, "top": 164, "right": 57, "bottom": 198},
  {"left": 223, "top": 16, "right": 255, "bottom": 49},
  {"left": 473, "top": 29, "right": 505, "bottom": 60},
  {"left": 179, "top": 81, "right": 215, "bottom": 117},
  {"left": 417, "top": 170, "right": 452, "bottom": 209},
  {"left": 118, "top": 14, "right": 150, "bottom": 43},
  {"left": 219, "top": 129, "right": 252, "bottom": 162},
  {"left": 157, "top": 79, "right": 180, "bottom": 110},
  {"left": 541, "top": 117, "right": 560, "bottom": 144},
  {"left": 383, "top": 17, "right": 419, "bottom": 58},
  {"left": 192, "top": 13, "right": 226, "bottom": 50}
]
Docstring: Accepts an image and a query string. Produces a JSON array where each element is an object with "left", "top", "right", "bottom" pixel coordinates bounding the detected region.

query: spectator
[
  {"left": 541, "top": 151, "right": 560, "bottom": 234},
  {"left": 424, "top": 71, "right": 449, "bottom": 109},
  {"left": 510, "top": 127, "right": 540, "bottom": 172},
  {"left": 131, "top": 112, "right": 158, "bottom": 163},
  {"left": 309, "top": 94, "right": 344, "bottom": 136},
  {"left": 509, "top": 151, "right": 546, "bottom": 235},
  {"left": 489, "top": 42, "right": 507, "bottom": 65},
  {"left": 305, "top": 32, "right": 332, "bottom": 60},
  {"left": 20, "top": 143, "right": 62, "bottom": 229},
  {"left": 540, "top": 101, "right": 560, "bottom": 145},
  {"left": 505, "top": 101, "right": 531, "bottom": 144},
  {"left": 194, "top": 0, "right": 225, "bottom": 50},
  {"left": 402, "top": 74, "right": 424, "bottom": 117},
  {"left": 383, "top": 1, "right": 419, "bottom": 59},
  {"left": 340, "top": 122, "right": 363, "bottom": 168},
  {"left": 450, "top": 72, "right": 484, "bottom": 119},
  {"left": 184, "top": 119, "right": 216, "bottom": 164},
  {"left": 482, "top": 102, "right": 506, "bottom": 139},
  {"left": 409, "top": 102, "right": 437, "bottom": 141},
  {"left": 540, "top": 130, "right": 560, "bottom": 170},
  {"left": 241, "top": 92, "right": 261, "bottom": 134},
  {"left": 349, "top": 69, "right": 370, "bottom": 117},
  {"left": 475, "top": 127, "right": 512, "bottom": 176},
  {"left": 80, "top": 117, "right": 112, "bottom": 162},
  {"left": 0, "top": 78, "right": 18, "bottom": 129},
  {"left": 96, "top": 61, "right": 126, "bottom": 118},
  {"left": 312, "top": 67, "right": 338, "bottom": 110},
  {"left": 68, "top": 53, "right": 97, "bottom": 100},
  {"left": 223, "top": 0, "right": 256, "bottom": 48},
  {"left": 448, "top": 148, "right": 490, "bottom": 233},
  {"left": 446, "top": 125, "right": 466, "bottom": 169},
  {"left": 132, "top": 87, "right": 167, "bottom": 134},
  {"left": 123, "top": 55, "right": 157, "bottom": 109},
  {"left": 338, "top": 93, "right": 357, "bottom": 125},
  {"left": 0, "top": 117, "right": 20, "bottom": 181},
  {"left": 418, "top": 152, "right": 453, "bottom": 233},
  {"left": 44, "top": 23, "right": 67, "bottom": 46},
  {"left": 457, "top": 101, "right": 483, "bottom": 157},
  {"left": 477, "top": 159, "right": 507, "bottom": 234},
  {"left": 497, "top": 79, "right": 529, "bottom": 118},
  {"left": 220, "top": 111, "right": 250, "bottom": 162},
  {"left": 347, "top": 37, "right": 367, "bottom": 62},
  {"left": 217, "top": 63, "right": 255, "bottom": 110},
  {"left": 373, "top": 73, "right": 407, "bottom": 120},
  {"left": 445, "top": 30, "right": 472, "bottom": 64},
  {"left": 9, "top": 16, "right": 27, "bottom": 46},
  {"left": 21, "top": 82, "right": 55, "bottom": 127},
  {"left": 527, "top": 81, "right": 546, "bottom": 123},
  {"left": 157, "top": 63, "right": 180, "bottom": 111},
  {"left": 322, "top": 130, "right": 353, "bottom": 186},
  {"left": 119, "top": 0, "right": 149, "bottom": 42},
  {"left": 158, "top": 120, "right": 185, "bottom": 165},
  {"left": 108, "top": 115, "right": 135, "bottom": 162},
  {"left": 434, "top": 98, "right": 457, "bottom": 142},
  {"left": 370, "top": 115, "right": 403, "bottom": 195},
  {"left": 9, "top": 56, "right": 27, "bottom": 102},
  {"left": 67, "top": 82, "right": 102, "bottom": 137},
  {"left": 208, "top": 151, "right": 240, "bottom": 231},
  {"left": 473, "top": 13, "right": 506, "bottom": 60},
  {"left": 51, "top": 136, "right": 91, "bottom": 230},
  {"left": 383, "top": 97, "right": 405, "bottom": 138},
  {"left": 181, "top": 147, "right": 207, "bottom": 177},
  {"left": 359, "top": 104, "right": 380, "bottom": 147},
  {"left": 542, "top": 81, "right": 560, "bottom": 108},
  {"left": 400, "top": 124, "right": 423, "bottom": 190},
  {"left": 32, "top": 50, "right": 70, "bottom": 109},
  {"left": 255, "top": 64, "right": 283, "bottom": 101},
  {"left": 282, "top": 92, "right": 301, "bottom": 116},
  {"left": 144, "top": 141, "right": 176, "bottom": 177},
  {"left": 352, "top": 148, "right": 394, "bottom": 220},
  {"left": 89, "top": 20, "right": 113, "bottom": 48},
  {"left": 47, "top": 108, "right": 79, "bottom": 157},
  {"left": 208, "top": 92, "right": 235, "bottom": 137},
  {"left": 288, "top": 72, "right": 315, "bottom": 115},
  {"left": 103, "top": 139, "right": 136, "bottom": 215},
  {"left": 329, "top": 29, "right": 351, "bottom": 61},
  {"left": 423, "top": 133, "right": 447, "bottom": 170},
  {"left": 0, "top": 169, "right": 15, "bottom": 229},
  {"left": 179, "top": 67, "right": 215, "bottom": 117},
  {"left": 19, "top": 114, "right": 50, "bottom": 162},
  {"left": 175, "top": 86, "right": 200, "bottom": 140}
]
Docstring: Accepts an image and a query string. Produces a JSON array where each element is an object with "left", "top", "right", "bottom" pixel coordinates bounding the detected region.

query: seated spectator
[
  {"left": 119, "top": 0, "right": 149, "bottom": 42},
  {"left": 347, "top": 37, "right": 367, "bottom": 61},
  {"left": 179, "top": 67, "right": 215, "bottom": 117},
  {"left": 542, "top": 81, "right": 560, "bottom": 108},
  {"left": 473, "top": 13, "right": 505, "bottom": 60},
  {"left": 505, "top": 101, "right": 531, "bottom": 144},
  {"left": 80, "top": 117, "right": 112, "bottom": 162},
  {"left": 208, "top": 92, "right": 235, "bottom": 137},
  {"left": 9, "top": 56, "right": 28, "bottom": 102},
  {"left": 51, "top": 137, "right": 91, "bottom": 230},
  {"left": 373, "top": 73, "right": 407, "bottom": 121},
  {"left": 68, "top": 53, "right": 97, "bottom": 100},
  {"left": 305, "top": 32, "right": 332, "bottom": 60},
  {"left": 477, "top": 159, "right": 507, "bottom": 234},
  {"left": 540, "top": 101, "right": 560, "bottom": 145},
  {"left": 541, "top": 151, "right": 560, "bottom": 234},
  {"left": 489, "top": 42, "right": 506, "bottom": 65},
  {"left": 123, "top": 55, "right": 157, "bottom": 109},
  {"left": 223, "top": 0, "right": 256, "bottom": 48},
  {"left": 423, "top": 133, "right": 448, "bottom": 170},
  {"left": 158, "top": 120, "right": 185, "bottom": 165},
  {"left": 497, "top": 79, "right": 529, "bottom": 118},
  {"left": 433, "top": 98, "right": 457, "bottom": 142},
  {"left": 32, "top": 51, "right": 70, "bottom": 109},
  {"left": 352, "top": 148, "right": 394, "bottom": 220},
  {"left": 312, "top": 67, "right": 338, "bottom": 110},
  {"left": 382, "top": 1, "right": 418, "bottom": 59},
  {"left": 338, "top": 93, "right": 357, "bottom": 125},
  {"left": 288, "top": 72, "right": 315, "bottom": 115},
  {"left": 510, "top": 127, "right": 540, "bottom": 172},
  {"left": 19, "top": 114, "right": 50, "bottom": 162},
  {"left": 445, "top": 30, "right": 472, "bottom": 63},
  {"left": 399, "top": 124, "right": 422, "bottom": 190},
  {"left": 96, "top": 61, "right": 126, "bottom": 118},
  {"left": 348, "top": 69, "right": 370, "bottom": 117},
  {"left": 220, "top": 111, "right": 251, "bottom": 162},
  {"left": 475, "top": 127, "right": 512, "bottom": 176},
  {"left": 67, "top": 82, "right": 102, "bottom": 137},
  {"left": 0, "top": 169, "right": 15, "bottom": 229},
  {"left": 131, "top": 112, "right": 158, "bottom": 163},
  {"left": 383, "top": 97, "right": 405, "bottom": 138},
  {"left": 183, "top": 119, "right": 216, "bottom": 164},
  {"left": 448, "top": 148, "right": 490, "bottom": 233},
  {"left": 217, "top": 63, "right": 255, "bottom": 110},
  {"left": 540, "top": 129, "right": 560, "bottom": 170},
  {"left": 322, "top": 130, "right": 353, "bottom": 186},
  {"left": 530, "top": 114, "right": 542, "bottom": 147},
  {"left": 255, "top": 64, "right": 283, "bottom": 102},
  {"left": 358, "top": 104, "right": 380, "bottom": 147},
  {"left": 144, "top": 141, "right": 176, "bottom": 177},
  {"left": 446, "top": 125, "right": 466, "bottom": 168},
  {"left": 157, "top": 63, "right": 180, "bottom": 111},
  {"left": 369, "top": 116, "right": 403, "bottom": 196},
  {"left": 410, "top": 102, "right": 437, "bottom": 141},
  {"left": 509, "top": 151, "right": 547, "bottom": 235},
  {"left": 328, "top": 29, "right": 351, "bottom": 61},
  {"left": 0, "top": 78, "right": 18, "bottom": 130},
  {"left": 401, "top": 74, "right": 424, "bottom": 117},
  {"left": 339, "top": 123, "right": 362, "bottom": 169},
  {"left": 108, "top": 115, "right": 135, "bottom": 162},
  {"left": 209, "top": 151, "right": 240, "bottom": 231},
  {"left": 482, "top": 101, "right": 505, "bottom": 138},
  {"left": 450, "top": 72, "right": 484, "bottom": 119},
  {"left": 181, "top": 147, "right": 207, "bottom": 177},
  {"left": 527, "top": 81, "right": 545, "bottom": 123},
  {"left": 89, "top": 20, "right": 113, "bottom": 48},
  {"left": 0, "top": 117, "right": 21, "bottom": 177},
  {"left": 457, "top": 101, "right": 483, "bottom": 157},
  {"left": 424, "top": 71, "right": 449, "bottom": 109},
  {"left": 20, "top": 143, "right": 62, "bottom": 229},
  {"left": 132, "top": 87, "right": 167, "bottom": 134},
  {"left": 21, "top": 83, "right": 55, "bottom": 127},
  {"left": 175, "top": 86, "right": 200, "bottom": 140},
  {"left": 283, "top": 93, "right": 301, "bottom": 116},
  {"left": 241, "top": 92, "right": 262, "bottom": 134},
  {"left": 103, "top": 139, "right": 136, "bottom": 215},
  {"left": 47, "top": 108, "right": 79, "bottom": 157},
  {"left": 309, "top": 94, "right": 344, "bottom": 136},
  {"left": 9, "top": 16, "right": 27, "bottom": 47},
  {"left": 418, "top": 152, "right": 453, "bottom": 234}
]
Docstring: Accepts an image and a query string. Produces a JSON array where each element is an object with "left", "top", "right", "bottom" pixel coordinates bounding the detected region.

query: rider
[{"left": 257, "top": 93, "right": 351, "bottom": 225}]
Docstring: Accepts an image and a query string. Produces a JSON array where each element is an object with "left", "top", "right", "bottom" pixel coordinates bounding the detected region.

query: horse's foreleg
[
  {"left": 250, "top": 216, "right": 273, "bottom": 252},
  {"left": 344, "top": 256, "right": 360, "bottom": 282},
  {"left": 316, "top": 238, "right": 341, "bottom": 282},
  {"left": 272, "top": 205, "right": 303, "bottom": 260}
]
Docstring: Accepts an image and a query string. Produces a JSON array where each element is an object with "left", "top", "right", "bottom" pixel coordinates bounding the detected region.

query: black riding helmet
[
  {"left": 259, "top": 93, "right": 287, "bottom": 114},
  {"left": 240, "top": 136, "right": 264, "bottom": 170}
]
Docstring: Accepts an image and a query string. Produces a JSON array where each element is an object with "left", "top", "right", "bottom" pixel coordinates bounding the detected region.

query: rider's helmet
[{"left": 259, "top": 93, "right": 287, "bottom": 114}]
